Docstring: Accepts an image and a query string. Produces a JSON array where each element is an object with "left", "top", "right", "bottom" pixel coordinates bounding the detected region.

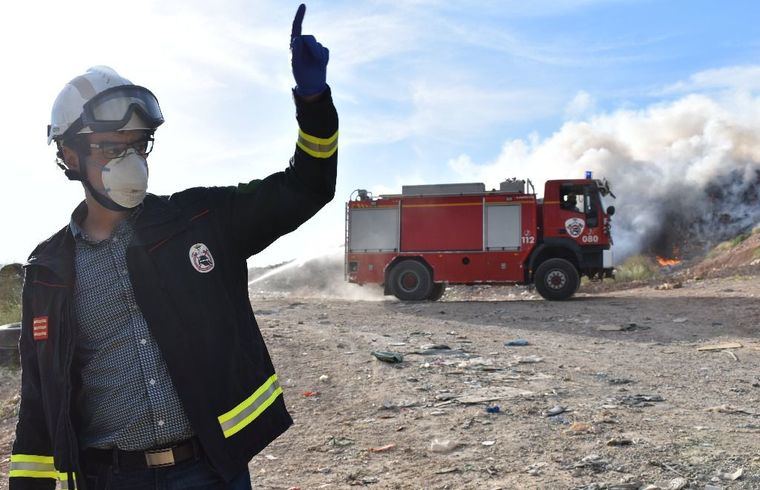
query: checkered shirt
[{"left": 70, "top": 206, "right": 195, "bottom": 450}]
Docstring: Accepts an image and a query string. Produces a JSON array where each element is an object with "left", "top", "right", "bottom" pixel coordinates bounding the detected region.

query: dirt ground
[{"left": 0, "top": 274, "right": 758, "bottom": 489}]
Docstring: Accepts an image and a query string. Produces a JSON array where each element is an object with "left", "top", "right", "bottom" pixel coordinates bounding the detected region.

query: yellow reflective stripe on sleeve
[
  {"left": 218, "top": 374, "right": 283, "bottom": 438},
  {"left": 9, "top": 469, "right": 60, "bottom": 479},
  {"left": 297, "top": 129, "right": 338, "bottom": 158},
  {"left": 9, "top": 454, "right": 57, "bottom": 479},
  {"left": 10, "top": 454, "right": 55, "bottom": 464}
]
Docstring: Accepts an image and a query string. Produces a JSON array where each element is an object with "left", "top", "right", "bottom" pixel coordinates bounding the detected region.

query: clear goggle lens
[{"left": 82, "top": 86, "right": 164, "bottom": 131}]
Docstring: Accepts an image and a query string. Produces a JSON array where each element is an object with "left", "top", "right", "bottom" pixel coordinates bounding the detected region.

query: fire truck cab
[{"left": 345, "top": 178, "right": 615, "bottom": 301}]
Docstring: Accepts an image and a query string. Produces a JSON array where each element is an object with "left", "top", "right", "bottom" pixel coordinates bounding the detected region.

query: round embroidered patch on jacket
[{"left": 189, "top": 243, "right": 215, "bottom": 273}]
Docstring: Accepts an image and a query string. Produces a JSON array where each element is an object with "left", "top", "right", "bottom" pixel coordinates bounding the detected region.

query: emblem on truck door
[{"left": 565, "top": 218, "right": 585, "bottom": 238}]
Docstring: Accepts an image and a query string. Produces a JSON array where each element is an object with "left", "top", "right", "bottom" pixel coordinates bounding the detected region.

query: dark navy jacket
[{"left": 10, "top": 88, "right": 338, "bottom": 490}]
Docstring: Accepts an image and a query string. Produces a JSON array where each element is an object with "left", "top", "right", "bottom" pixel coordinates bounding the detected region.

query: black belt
[{"left": 84, "top": 438, "right": 200, "bottom": 470}]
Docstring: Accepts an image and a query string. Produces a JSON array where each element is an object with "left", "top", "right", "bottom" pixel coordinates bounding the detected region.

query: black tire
[
  {"left": 534, "top": 258, "right": 579, "bottom": 301},
  {"left": 428, "top": 283, "right": 446, "bottom": 301},
  {"left": 388, "top": 260, "right": 433, "bottom": 301}
]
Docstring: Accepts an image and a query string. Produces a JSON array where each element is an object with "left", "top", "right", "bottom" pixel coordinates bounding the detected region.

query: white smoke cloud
[
  {"left": 565, "top": 90, "right": 596, "bottom": 120},
  {"left": 448, "top": 91, "right": 760, "bottom": 259}
]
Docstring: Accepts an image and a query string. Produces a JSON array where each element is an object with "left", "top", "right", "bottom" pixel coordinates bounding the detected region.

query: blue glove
[{"left": 290, "top": 4, "right": 329, "bottom": 97}]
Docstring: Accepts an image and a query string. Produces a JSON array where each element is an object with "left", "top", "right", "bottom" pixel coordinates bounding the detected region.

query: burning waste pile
[
  {"left": 248, "top": 249, "right": 383, "bottom": 300},
  {"left": 451, "top": 92, "right": 760, "bottom": 265}
]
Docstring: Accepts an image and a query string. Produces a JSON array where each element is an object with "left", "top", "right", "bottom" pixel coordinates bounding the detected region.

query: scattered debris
[
  {"left": 574, "top": 454, "right": 609, "bottom": 473},
  {"left": 327, "top": 436, "right": 354, "bottom": 447},
  {"left": 429, "top": 439, "right": 461, "bottom": 453},
  {"left": 655, "top": 281, "right": 682, "bottom": 290},
  {"left": 414, "top": 344, "right": 465, "bottom": 356},
  {"left": 596, "top": 323, "right": 648, "bottom": 332},
  {"left": 649, "top": 460, "right": 686, "bottom": 478},
  {"left": 458, "top": 387, "right": 534, "bottom": 404},
  {"left": 666, "top": 477, "right": 688, "bottom": 490},
  {"left": 456, "top": 357, "right": 496, "bottom": 369},
  {"left": 567, "top": 422, "right": 593, "bottom": 434},
  {"left": 597, "top": 324, "right": 625, "bottom": 331},
  {"left": 608, "top": 483, "right": 643, "bottom": 490},
  {"left": 371, "top": 351, "right": 404, "bottom": 363},
  {"left": 697, "top": 342, "right": 743, "bottom": 351},
  {"left": 368, "top": 444, "right": 396, "bottom": 453},
  {"left": 608, "top": 378, "right": 635, "bottom": 385},
  {"left": 381, "top": 400, "right": 418, "bottom": 410},
  {"left": 481, "top": 440, "right": 496, "bottom": 446},
  {"left": 705, "top": 404, "right": 756, "bottom": 416},
  {"left": 548, "top": 414, "right": 571, "bottom": 425},
  {"left": 722, "top": 467, "right": 743, "bottom": 481},
  {"left": 526, "top": 462, "right": 547, "bottom": 476},
  {"left": 514, "top": 354, "right": 544, "bottom": 364},
  {"left": 544, "top": 405, "right": 567, "bottom": 417},
  {"left": 505, "top": 339, "right": 529, "bottom": 346},
  {"left": 485, "top": 405, "right": 501, "bottom": 414},
  {"left": 319, "top": 374, "right": 330, "bottom": 382},
  {"left": 434, "top": 467, "right": 460, "bottom": 475},
  {"left": 420, "top": 343, "right": 451, "bottom": 350},
  {"left": 613, "top": 394, "right": 664, "bottom": 407},
  {"left": 606, "top": 437, "right": 633, "bottom": 446},
  {"left": 303, "top": 391, "right": 320, "bottom": 397},
  {"left": 672, "top": 318, "right": 688, "bottom": 323}
]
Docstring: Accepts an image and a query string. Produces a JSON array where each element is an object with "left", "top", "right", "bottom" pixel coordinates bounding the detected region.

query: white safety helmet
[{"left": 48, "top": 66, "right": 164, "bottom": 145}]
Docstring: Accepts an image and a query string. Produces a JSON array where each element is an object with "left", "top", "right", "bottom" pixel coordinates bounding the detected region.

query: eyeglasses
[{"left": 89, "top": 137, "right": 154, "bottom": 159}]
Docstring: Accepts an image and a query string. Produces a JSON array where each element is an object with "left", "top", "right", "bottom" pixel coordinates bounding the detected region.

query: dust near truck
[{"left": 345, "top": 178, "right": 616, "bottom": 301}]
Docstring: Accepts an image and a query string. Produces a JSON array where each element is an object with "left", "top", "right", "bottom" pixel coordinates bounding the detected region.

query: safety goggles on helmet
[
  {"left": 60, "top": 85, "right": 164, "bottom": 140},
  {"left": 81, "top": 85, "right": 164, "bottom": 132}
]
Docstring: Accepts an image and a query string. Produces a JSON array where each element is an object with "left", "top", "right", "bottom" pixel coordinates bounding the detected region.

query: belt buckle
[{"left": 145, "top": 448, "right": 175, "bottom": 468}]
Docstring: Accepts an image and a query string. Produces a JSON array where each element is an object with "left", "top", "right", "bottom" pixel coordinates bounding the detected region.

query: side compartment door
[
  {"left": 349, "top": 206, "right": 400, "bottom": 252},
  {"left": 484, "top": 203, "right": 521, "bottom": 251}
]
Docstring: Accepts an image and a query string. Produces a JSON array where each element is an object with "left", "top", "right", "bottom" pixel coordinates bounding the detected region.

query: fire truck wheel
[
  {"left": 534, "top": 258, "right": 579, "bottom": 301},
  {"left": 428, "top": 283, "right": 446, "bottom": 301},
  {"left": 389, "top": 260, "right": 433, "bottom": 301}
]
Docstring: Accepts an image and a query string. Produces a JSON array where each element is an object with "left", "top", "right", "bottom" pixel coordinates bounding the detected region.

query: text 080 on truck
[{"left": 345, "top": 177, "right": 616, "bottom": 301}]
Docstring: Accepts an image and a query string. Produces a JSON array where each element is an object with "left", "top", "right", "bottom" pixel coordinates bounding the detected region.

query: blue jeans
[{"left": 83, "top": 456, "right": 252, "bottom": 489}]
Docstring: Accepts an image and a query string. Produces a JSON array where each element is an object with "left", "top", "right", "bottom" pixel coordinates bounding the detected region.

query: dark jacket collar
[{"left": 25, "top": 193, "right": 185, "bottom": 281}]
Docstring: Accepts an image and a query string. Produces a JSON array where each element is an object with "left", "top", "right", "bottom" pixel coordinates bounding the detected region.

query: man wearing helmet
[{"left": 11, "top": 5, "right": 335, "bottom": 490}]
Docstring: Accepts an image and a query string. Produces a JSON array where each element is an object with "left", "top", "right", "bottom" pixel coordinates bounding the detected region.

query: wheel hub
[
  {"left": 546, "top": 270, "right": 567, "bottom": 290},
  {"left": 400, "top": 271, "right": 420, "bottom": 292}
]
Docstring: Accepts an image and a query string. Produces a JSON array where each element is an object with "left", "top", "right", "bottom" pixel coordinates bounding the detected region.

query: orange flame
[{"left": 656, "top": 256, "right": 682, "bottom": 267}]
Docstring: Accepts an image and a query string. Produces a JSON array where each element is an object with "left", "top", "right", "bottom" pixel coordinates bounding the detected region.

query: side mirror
[{"left": 606, "top": 205, "right": 616, "bottom": 216}]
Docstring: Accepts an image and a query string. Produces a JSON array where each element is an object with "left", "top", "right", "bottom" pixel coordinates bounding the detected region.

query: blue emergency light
[{"left": 585, "top": 171, "right": 593, "bottom": 179}]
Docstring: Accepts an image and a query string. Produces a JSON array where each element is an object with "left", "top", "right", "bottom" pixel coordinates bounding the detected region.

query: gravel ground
[{"left": 0, "top": 274, "right": 758, "bottom": 489}]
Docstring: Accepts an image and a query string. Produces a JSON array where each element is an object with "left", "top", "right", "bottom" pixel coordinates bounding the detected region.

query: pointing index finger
[{"left": 291, "top": 3, "right": 305, "bottom": 40}]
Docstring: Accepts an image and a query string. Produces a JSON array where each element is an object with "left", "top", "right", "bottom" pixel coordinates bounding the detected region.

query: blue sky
[{"left": 1, "top": 0, "right": 759, "bottom": 266}]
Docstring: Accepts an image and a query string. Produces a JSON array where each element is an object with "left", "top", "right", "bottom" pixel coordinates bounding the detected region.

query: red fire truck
[{"left": 345, "top": 178, "right": 615, "bottom": 301}]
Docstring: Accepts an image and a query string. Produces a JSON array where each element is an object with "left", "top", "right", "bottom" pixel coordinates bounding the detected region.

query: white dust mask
[{"left": 100, "top": 149, "right": 149, "bottom": 209}]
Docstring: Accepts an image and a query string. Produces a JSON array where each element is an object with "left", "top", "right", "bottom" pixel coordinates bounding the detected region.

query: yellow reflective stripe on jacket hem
[
  {"left": 10, "top": 454, "right": 57, "bottom": 479},
  {"left": 297, "top": 129, "right": 338, "bottom": 158},
  {"left": 10, "top": 454, "right": 76, "bottom": 487},
  {"left": 9, "top": 469, "right": 59, "bottom": 479},
  {"left": 218, "top": 374, "right": 283, "bottom": 438}
]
